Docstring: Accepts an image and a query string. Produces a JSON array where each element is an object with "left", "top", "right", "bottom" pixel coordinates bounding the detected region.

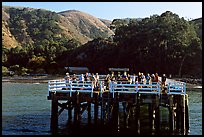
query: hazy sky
[{"left": 2, "top": 2, "right": 202, "bottom": 20}]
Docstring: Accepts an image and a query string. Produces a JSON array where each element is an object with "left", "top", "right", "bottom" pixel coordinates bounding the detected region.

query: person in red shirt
[{"left": 155, "top": 73, "right": 159, "bottom": 82}]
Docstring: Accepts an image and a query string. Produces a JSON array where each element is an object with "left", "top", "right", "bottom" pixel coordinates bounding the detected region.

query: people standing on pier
[
  {"left": 105, "top": 74, "right": 111, "bottom": 90},
  {"left": 105, "top": 74, "right": 110, "bottom": 82},
  {"left": 141, "top": 73, "right": 146, "bottom": 84},
  {"left": 127, "top": 73, "right": 131, "bottom": 81},
  {"left": 110, "top": 72, "right": 116, "bottom": 81},
  {"left": 122, "top": 71, "right": 128, "bottom": 81},
  {"left": 155, "top": 73, "right": 160, "bottom": 82},
  {"left": 145, "top": 73, "right": 151, "bottom": 84},
  {"left": 161, "top": 73, "right": 167, "bottom": 86},
  {"left": 64, "top": 73, "right": 71, "bottom": 83},
  {"left": 138, "top": 72, "right": 144, "bottom": 83},
  {"left": 72, "top": 74, "right": 77, "bottom": 81},
  {"left": 138, "top": 72, "right": 141, "bottom": 82},
  {"left": 84, "top": 72, "right": 89, "bottom": 81},
  {"left": 95, "top": 73, "right": 100, "bottom": 88},
  {"left": 90, "top": 73, "right": 97, "bottom": 88},
  {"left": 79, "top": 74, "right": 84, "bottom": 82},
  {"left": 64, "top": 73, "right": 70, "bottom": 81},
  {"left": 64, "top": 73, "right": 71, "bottom": 88},
  {"left": 161, "top": 73, "right": 167, "bottom": 93},
  {"left": 151, "top": 74, "right": 156, "bottom": 83},
  {"left": 117, "top": 72, "right": 121, "bottom": 80},
  {"left": 130, "top": 73, "right": 136, "bottom": 84}
]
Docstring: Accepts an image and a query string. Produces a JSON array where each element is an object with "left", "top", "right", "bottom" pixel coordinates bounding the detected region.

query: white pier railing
[
  {"left": 48, "top": 79, "right": 186, "bottom": 98},
  {"left": 48, "top": 80, "right": 94, "bottom": 97},
  {"left": 167, "top": 81, "right": 186, "bottom": 95}
]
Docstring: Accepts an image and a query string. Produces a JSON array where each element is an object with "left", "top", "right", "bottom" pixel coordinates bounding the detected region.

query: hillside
[
  {"left": 58, "top": 10, "right": 114, "bottom": 39},
  {"left": 2, "top": 8, "right": 202, "bottom": 78},
  {"left": 2, "top": 6, "right": 114, "bottom": 49}
]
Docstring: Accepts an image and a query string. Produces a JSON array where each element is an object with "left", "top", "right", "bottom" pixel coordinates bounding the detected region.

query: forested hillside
[
  {"left": 2, "top": 7, "right": 202, "bottom": 78},
  {"left": 67, "top": 11, "right": 202, "bottom": 78}
]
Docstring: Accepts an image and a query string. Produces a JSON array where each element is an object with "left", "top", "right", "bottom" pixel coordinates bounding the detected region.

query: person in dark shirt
[
  {"left": 122, "top": 71, "right": 128, "bottom": 80},
  {"left": 161, "top": 73, "right": 167, "bottom": 93},
  {"left": 161, "top": 73, "right": 167, "bottom": 86},
  {"left": 146, "top": 73, "right": 151, "bottom": 84},
  {"left": 84, "top": 72, "right": 89, "bottom": 81}
]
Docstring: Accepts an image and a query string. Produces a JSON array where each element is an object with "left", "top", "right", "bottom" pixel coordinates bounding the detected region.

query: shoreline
[
  {"left": 2, "top": 75, "right": 64, "bottom": 83},
  {"left": 2, "top": 75, "right": 202, "bottom": 89}
]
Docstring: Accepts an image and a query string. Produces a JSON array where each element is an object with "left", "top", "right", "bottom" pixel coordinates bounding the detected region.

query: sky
[{"left": 2, "top": 2, "right": 202, "bottom": 21}]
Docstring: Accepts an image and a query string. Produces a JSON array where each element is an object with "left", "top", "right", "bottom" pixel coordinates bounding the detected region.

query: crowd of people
[
  {"left": 64, "top": 72, "right": 100, "bottom": 89},
  {"left": 64, "top": 71, "right": 167, "bottom": 91},
  {"left": 104, "top": 71, "right": 167, "bottom": 90}
]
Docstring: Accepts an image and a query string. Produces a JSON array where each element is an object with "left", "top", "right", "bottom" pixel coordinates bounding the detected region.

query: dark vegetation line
[{"left": 2, "top": 8, "right": 202, "bottom": 79}]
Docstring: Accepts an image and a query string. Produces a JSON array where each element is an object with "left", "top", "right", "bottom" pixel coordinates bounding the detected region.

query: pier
[{"left": 47, "top": 74, "right": 189, "bottom": 135}]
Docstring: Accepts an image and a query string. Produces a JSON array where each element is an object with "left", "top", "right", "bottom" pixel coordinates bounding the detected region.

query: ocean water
[{"left": 2, "top": 82, "right": 202, "bottom": 135}]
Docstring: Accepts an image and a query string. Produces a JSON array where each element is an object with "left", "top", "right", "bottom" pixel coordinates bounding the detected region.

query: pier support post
[
  {"left": 148, "top": 102, "right": 153, "bottom": 134},
  {"left": 51, "top": 92, "right": 58, "bottom": 135},
  {"left": 101, "top": 93, "right": 105, "bottom": 125},
  {"left": 155, "top": 94, "right": 160, "bottom": 135},
  {"left": 68, "top": 100, "right": 72, "bottom": 123},
  {"left": 175, "top": 95, "right": 181, "bottom": 134},
  {"left": 87, "top": 99, "right": 91, "bottom": 124},
  {"left": 180, "top": 95, "right": 185, "bottom": 135},
  {"left": 135, "top": 93, "right": 140, "bottom": 134},
  {"left": 122, "top": 101, "right": 128, "bottom": 128},
  {"left": 169, "top": 94, "right": 174, "bottom": 134},
  {"left": 185, "top": 94, "right": 190, "bottom": 134},
  {"left": 94, "top": 93, "right": 99, "bottom": 125},
  {"left": 112, "top": 92, "right": 119, "bottom": 134},
  {"left": 74, "top": 92, "right": 80, "bottom": 125}
]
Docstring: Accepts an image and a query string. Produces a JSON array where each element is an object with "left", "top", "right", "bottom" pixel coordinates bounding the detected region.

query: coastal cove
[{"left": 2, "top": 3, "right": 202, "bottom": 135}]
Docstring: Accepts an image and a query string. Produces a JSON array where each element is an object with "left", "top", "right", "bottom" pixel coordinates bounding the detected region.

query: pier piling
[{"left": 51, "top": 92, "right": 58, "bottom": 135}]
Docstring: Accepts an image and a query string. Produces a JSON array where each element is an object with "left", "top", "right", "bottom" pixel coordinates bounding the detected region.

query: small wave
[
  {"left": 193, "top": 86, "right": 202, "bottom": 89},
  {"left": 33, "top": 83, "right": 40, "bottom": 84}
]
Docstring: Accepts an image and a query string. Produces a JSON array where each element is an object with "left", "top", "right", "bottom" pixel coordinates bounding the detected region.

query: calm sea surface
[{"left": 2, "top": 82, "right": 202, "bottom": 135}]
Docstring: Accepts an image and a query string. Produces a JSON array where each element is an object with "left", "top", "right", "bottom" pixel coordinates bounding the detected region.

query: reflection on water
[{"left": 2, "top": 82, "right": 202, "bottom": 135}]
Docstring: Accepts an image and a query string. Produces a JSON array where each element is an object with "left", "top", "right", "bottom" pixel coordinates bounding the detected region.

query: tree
[
  {"left": 178, "top": 37, "right": 202, "bottom": 77},
  {"left": 2, "top": 66, "right": 8, "bottom": 76},
  {"left": 27, "top": 56, "right": 46, "bottom": 73}
]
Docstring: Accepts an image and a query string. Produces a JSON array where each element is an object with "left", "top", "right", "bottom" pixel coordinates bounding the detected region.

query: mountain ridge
[{"left": 2, "top": 6, "right": 114, "bottom": 49}]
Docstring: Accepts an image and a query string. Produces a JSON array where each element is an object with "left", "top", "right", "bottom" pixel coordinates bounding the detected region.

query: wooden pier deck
[{"left": 47, "top": 78, "right": 189, "bottom": 135}]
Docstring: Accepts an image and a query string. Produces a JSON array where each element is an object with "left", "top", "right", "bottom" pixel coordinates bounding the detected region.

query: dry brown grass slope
[
  {"left": 2, "top": 21, "right": 19, "bottom": 49},
  {"left": 58, "top": 10, "right": 114, "bottom": 39}
]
